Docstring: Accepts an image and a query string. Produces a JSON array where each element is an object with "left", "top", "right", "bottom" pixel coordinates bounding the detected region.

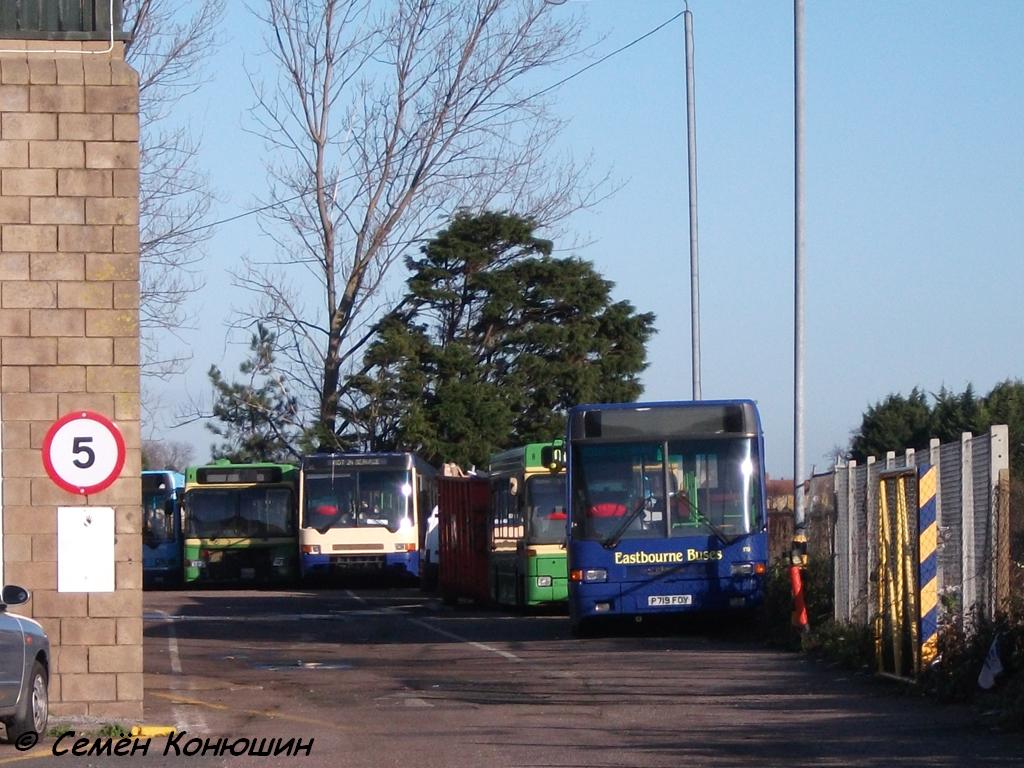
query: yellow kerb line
[
  {"left": 149, "top": 690, "right": 344, "bottom": 731},
  {"left": 0, "top": 748, "right": 52, "bottom": 765},
  {"left": 131, "top": 725, "right": 176, "bottom": 737}
]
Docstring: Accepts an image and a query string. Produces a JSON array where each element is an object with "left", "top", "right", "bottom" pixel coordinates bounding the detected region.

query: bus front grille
[{"left": 328, "top": 554, "right": 386, "bottom": 569}]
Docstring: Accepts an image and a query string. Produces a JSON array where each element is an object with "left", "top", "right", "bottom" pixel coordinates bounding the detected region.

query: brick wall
[{"left": 0, "top": 39, "right": 141, "bottom": 721}]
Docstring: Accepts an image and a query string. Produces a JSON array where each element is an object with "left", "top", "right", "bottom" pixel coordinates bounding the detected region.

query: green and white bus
[
  {"left": 182, "top": 461, "right": 298, "bottom": 586},
  {"left": 488, "top": 441, "right": 568, "bottom": 607}
]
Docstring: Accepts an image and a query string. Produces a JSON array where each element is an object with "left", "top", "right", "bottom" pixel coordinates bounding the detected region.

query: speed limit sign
[{"left": 42, "top": 411, "right": 126, "bottom": 495}]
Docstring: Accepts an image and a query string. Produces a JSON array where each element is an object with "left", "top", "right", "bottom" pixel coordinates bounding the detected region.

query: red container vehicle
[{"left": 438, "top": 475, "right": 491, "bottom": 605}]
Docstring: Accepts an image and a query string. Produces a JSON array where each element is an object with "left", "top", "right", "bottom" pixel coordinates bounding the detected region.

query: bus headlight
[
  {"left": 273, "top": 556, "right": 285, "bottom": 568},
  {"left": 570, "top": 568, "right": 607, "bottom": 583},
  {"left": 536, "top": 576, "right": 553, "bottom": 587},
  {"left": 302, "top": 545, "right": 321, "bottom": 555},
  {"left": 188, "top": 560, "right": 205, "bottom": 568}
]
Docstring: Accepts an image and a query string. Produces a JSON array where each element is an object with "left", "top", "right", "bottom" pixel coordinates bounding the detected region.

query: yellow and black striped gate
[{"left": 874, "top": 465, "right": 939, "bottom": 678}]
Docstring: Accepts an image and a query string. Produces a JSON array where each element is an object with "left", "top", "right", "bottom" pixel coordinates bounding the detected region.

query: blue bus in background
[
  {"left": 142, "top": 470, "right": 185, "bottom": 587},
  {"left": 565, "top": 400, "right": 768, "bottom": 635}
]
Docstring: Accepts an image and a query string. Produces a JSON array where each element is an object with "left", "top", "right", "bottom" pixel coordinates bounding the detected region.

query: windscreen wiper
[
  {"left": 601, "top": 498, "right": 650, "bottom": 550},
  {"left": 673, "top": 491, "right": 738, "bottom": 546}
]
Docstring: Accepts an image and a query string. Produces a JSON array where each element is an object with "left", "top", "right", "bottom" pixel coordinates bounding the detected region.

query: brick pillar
[{"left": 0, "top": 39, "right": 141, "bottom": 721}]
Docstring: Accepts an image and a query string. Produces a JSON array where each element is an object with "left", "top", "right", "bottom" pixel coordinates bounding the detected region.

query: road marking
[
  {"left": 345, "top": 589, "right": 366, "bottom": 603},
  {"left": 164, "top": 617, "right": 181, "bottom": 675},
  {"left": 406, "top": 617, "right": 522, "bottom": 663},
  {"left": 151, "top": 610, "right": 207, "bottom": 733}
]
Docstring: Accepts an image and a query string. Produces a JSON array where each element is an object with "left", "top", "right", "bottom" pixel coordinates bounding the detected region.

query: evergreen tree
[
  {"left": 982, "top": 379, "right": 1024, "bottom": 474},
  {"left": 342, "top": 211, "right": 656, "bottom": 467},
  {"left": 930, "top": 384, "right": 982, "bottom": 444},
  {"left": 848, "top": 381, "right": 1021, "bottom": 475},
  {"left": 849, "top": 388, "right": 932, "bottom": 462},
  {"left": 206, "top": 324, "right": 306, "bottom": 463}
]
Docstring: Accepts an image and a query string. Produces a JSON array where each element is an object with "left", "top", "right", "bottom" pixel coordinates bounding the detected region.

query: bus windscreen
[
  {"left": 571, "top": 437, "right": 760, "bottom": 543},
  {"left": 526, "top": 475, "right": 566, "bottom": 544},
  {"left": 143, "top": 490, "right": 176, "bottom": 545},
  {"left": 303, "top": 470, "right": 412, "bottom": 533},
  {"left": 186, "top": 488, "right": 294, "bottom": 538}
]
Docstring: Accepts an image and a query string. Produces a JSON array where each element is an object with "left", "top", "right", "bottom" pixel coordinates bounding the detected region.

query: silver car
[{"left": 0, "top": 586, "right": 49, "bottom": 743}]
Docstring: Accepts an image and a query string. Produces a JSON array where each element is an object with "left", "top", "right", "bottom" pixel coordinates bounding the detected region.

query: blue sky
[{"left": 151, "top": 1, "right": 1024, "bottom": 479}]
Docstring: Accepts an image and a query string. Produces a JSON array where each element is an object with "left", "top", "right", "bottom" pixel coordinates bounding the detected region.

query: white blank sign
[{"left": 58, "top": 507, "right": 115, "bottom": 592}]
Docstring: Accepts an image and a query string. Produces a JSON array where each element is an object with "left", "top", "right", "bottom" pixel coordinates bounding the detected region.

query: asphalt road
[{"left": 4, "top": 587, "right": 1021, "bottom": 767}]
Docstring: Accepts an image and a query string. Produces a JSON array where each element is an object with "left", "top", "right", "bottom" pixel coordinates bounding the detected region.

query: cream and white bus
[{"left": 298, "top": 453, "right": 437, "bottom": 582}]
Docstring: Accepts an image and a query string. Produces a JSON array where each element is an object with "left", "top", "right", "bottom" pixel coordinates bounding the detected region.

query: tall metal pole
[
  {"left": 684, "top": 6, "right": 702, "bottom": 401},
  {"left": 789, "top": 1, "right": 810, "bottom": 633},
  {"left": 793, "top": 0, "right": 806, "bottom": 531}
]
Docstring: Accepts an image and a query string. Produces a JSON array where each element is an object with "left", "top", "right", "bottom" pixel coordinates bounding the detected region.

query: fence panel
[
  {"left": 833, "top": 427, "right": 1008, "bottom": 632},
  {"left": 938, "top": 440, "right": 963, "bottom": 612}
]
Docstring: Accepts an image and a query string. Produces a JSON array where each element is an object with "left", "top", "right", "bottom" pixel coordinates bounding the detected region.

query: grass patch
[
  {"left": 45, "top": 722, "right": 132, "bottom": 740},
  {"left": 93, "top": 723, "right": 131, "bottom": 739}
]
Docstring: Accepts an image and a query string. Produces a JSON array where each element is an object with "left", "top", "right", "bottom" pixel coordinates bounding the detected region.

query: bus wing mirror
[
  {"left": 509, "top": 477, "right": 519, "bottom": 496},
  {"left": 540, "top": 446, "right": 565, "bottom": 472}
]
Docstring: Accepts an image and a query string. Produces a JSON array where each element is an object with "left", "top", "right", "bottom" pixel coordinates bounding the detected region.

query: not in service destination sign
[{"left": 42, "top": 411, "right": 127, "bottom": 495}]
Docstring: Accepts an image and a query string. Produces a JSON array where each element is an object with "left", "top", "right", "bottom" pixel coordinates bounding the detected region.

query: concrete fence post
[
  {"left": 989, "top": 425, "right": 1009, "bottom": 613},
  {"left": 960, "top": 432, "right": 975, "bottom": 618}
]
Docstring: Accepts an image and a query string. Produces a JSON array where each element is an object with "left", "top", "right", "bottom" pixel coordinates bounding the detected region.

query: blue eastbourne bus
[
  {"left": 565, "top": 400, "right": 768, "bottom": 635},
  {"left": 142, "top": 470, "right": 185, "bottom": 587}
]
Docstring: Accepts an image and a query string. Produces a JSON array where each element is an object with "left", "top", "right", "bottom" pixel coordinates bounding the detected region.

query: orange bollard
[{"left": 790, "top": 564, "right": 808, "bottom": 630}]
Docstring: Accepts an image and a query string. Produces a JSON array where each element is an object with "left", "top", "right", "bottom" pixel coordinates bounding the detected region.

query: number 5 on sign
[{"left": 42, "top": 411, "right": 126, "bottom": 496}]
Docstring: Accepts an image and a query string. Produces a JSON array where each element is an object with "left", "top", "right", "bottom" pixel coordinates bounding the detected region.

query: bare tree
[
  {"left": 141, "top": 439, "right": 196, "bottom": 472},
  {"left": 122, "top": 0, "right": 224, "bottom": 386},
  {"left": 237, "top": 0, "right": 604, "bottom": 448}
]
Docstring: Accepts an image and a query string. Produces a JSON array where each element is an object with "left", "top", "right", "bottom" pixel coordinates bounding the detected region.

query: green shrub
[
  {"left": 802, "top": 620, "right": 874, "bottom": 669},
  {"left": 761, "top": 555, "right": 835, "bottom": 649},
  {"left": 923, "top": 598, "right": 1024, "bottom": 729},
  {"left": 763, "top": 546, "right": 1024, "bottom": 729}
]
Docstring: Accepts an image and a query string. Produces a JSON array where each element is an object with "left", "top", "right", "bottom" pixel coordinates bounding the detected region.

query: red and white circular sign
[{"left": 41, "top": 411, "right": 126, "bottom": 495}]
